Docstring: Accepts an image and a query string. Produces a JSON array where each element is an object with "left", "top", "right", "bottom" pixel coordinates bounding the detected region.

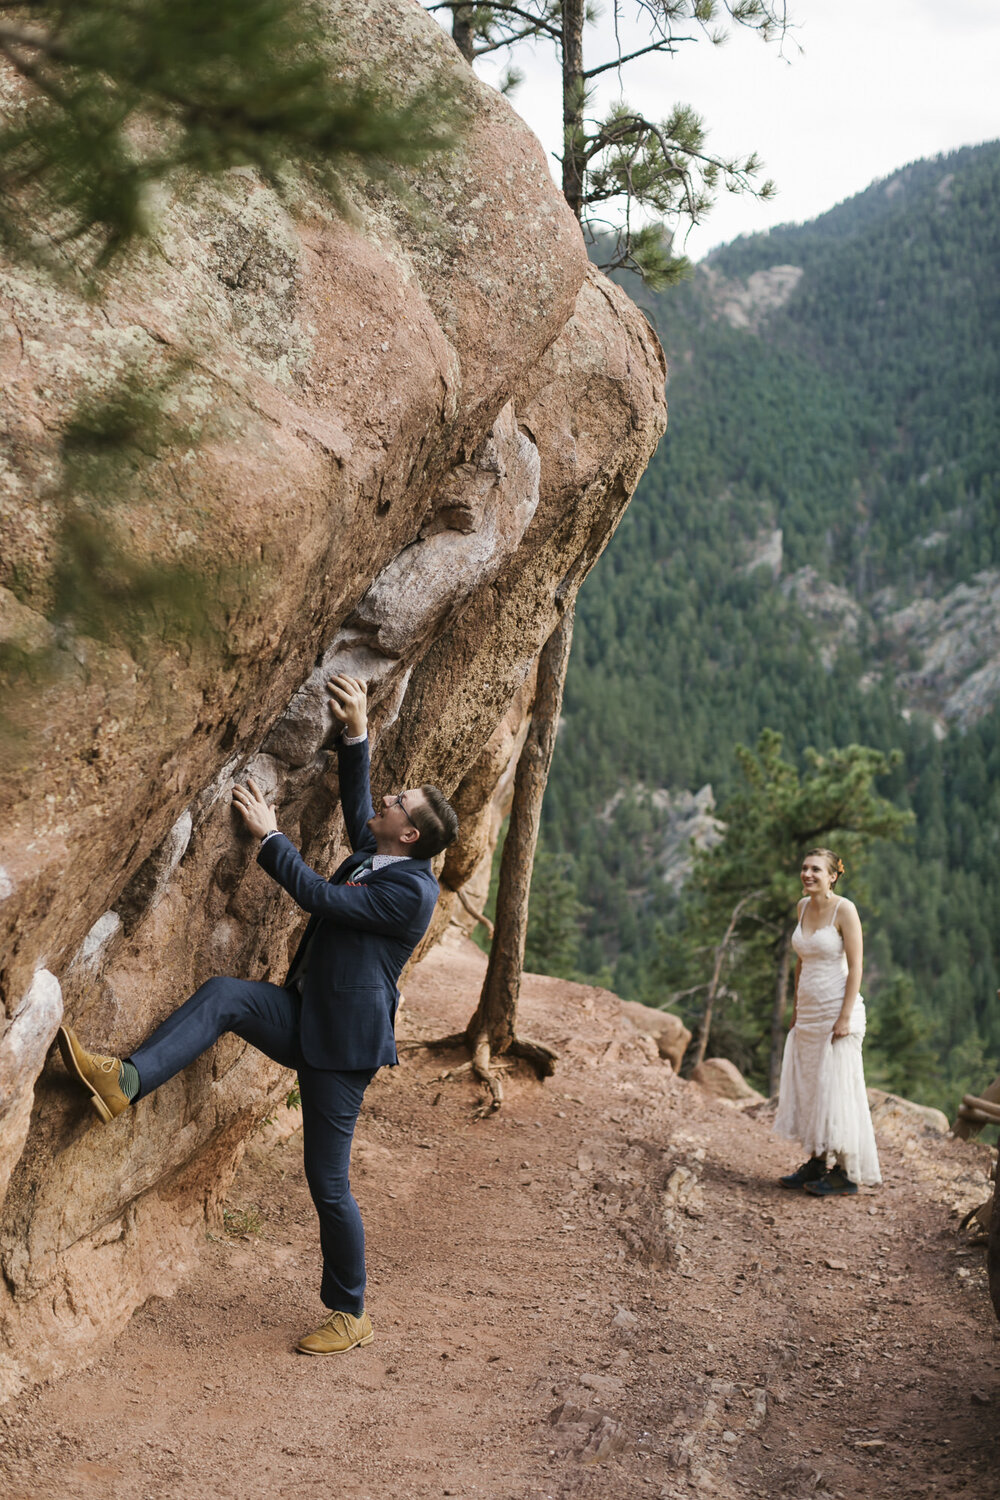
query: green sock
[{"left": 120, "top": 1060, "right": 140, "bottom": 1102}]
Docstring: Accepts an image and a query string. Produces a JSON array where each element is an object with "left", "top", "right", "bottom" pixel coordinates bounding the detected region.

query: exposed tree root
[
  {"left": 508, "top": 1035, "right": 558, "bottom": 1076},
  {"left": 471, "top": 1029, "right": 503, "bottom": 1111},
  {"left": 453, "top": 886, "right": 494, "bottom": 939},
  {"left": 399, "top": 1029, "right": 558, "bottom": 1115},
  {"left": 397, "top": 1032, "right": 468, "bottom": 1054},
  {"left": 401, "top": 612, "right": 570, "bottom": 1114}
]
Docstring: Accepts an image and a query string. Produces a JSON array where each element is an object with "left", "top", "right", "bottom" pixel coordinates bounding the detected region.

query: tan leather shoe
[
  {"left": 57, "top": 1025, "right": 131, "bottom": 1122},
  {"left": 296, "top": 1309, "right": 374, "bottom": 1356}
]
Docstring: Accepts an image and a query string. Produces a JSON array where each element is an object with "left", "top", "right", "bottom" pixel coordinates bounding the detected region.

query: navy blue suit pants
[{"left": 129, "top": 977, "right": 375, "bottom": 1317}]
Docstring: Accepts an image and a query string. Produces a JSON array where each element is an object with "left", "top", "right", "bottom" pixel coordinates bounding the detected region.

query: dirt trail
[{"left": 2, "top": 932, "right": 998, "bottom": 1500}]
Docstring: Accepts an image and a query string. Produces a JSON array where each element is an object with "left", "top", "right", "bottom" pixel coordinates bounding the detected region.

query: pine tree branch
[
  {"left": 667, "top": 983, "right": 711, "bottom": 1001},
  {"left": 427, "top": 0, "right": 561, "bottom": 38},
  {"left": 473, "top": 29, "right": 546, "bottom": 55},
  {"left": 582, "top": 36, "right": 694, "bottom": 78}
]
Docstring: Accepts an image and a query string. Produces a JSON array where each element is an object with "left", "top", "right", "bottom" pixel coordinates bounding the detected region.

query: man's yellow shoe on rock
[
  {"left": 296, "top": 1309, "right": 374, "bottom": 1356},
  {"left": 57, "top": 1026, "right": 132, "bottom": 1122}
]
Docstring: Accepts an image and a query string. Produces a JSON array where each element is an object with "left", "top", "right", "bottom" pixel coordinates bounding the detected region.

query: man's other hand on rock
[
  {"left": 327, "top": 674, "right": 368, "bottom": 740},
  {"left": 232, "top": 778, "right": 278, "bottom": 839}
]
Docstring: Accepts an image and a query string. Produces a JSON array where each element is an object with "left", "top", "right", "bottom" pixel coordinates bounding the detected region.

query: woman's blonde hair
[{"left": 803, "top": 847, "right": 845, "bottom": 884}]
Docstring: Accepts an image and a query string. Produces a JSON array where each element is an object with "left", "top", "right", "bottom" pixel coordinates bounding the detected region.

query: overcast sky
[{"left": 460, "top": 0, "right": 1000, "bottom": 260}]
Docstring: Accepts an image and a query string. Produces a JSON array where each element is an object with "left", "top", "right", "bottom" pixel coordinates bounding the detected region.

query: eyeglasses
[{"left": 389, "top": 791, "right": 417, "bottom": 829}]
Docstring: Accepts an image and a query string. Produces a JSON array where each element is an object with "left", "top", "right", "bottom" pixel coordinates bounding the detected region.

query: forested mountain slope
[{"left": 540, "top": 141, "right": 1000, "bottom": 1112}]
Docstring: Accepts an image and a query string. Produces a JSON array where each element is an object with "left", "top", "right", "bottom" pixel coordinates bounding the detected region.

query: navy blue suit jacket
[{"left": 257, "top": 738, "right": 439, "bottom": 1070}]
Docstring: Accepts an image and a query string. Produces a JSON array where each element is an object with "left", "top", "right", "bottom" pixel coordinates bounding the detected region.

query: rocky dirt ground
[{"left": 1, "top": 932, "right": 997, "bottom": 1500}]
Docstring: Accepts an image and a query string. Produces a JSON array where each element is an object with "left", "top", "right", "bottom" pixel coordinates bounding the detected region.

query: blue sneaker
[
  {"left": 804, "top": 1166, "right": 858, "bottom": 1197},
  {"left": 779, "top": 1156, "right": 826, "bottom": 1189}
]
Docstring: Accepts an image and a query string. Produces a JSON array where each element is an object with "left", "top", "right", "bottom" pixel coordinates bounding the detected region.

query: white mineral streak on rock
[
  {"left": 0, "top": 970, "right": 63, "bottom": 1210},
  {"left": 112, "top": 806, "right": 194, "bottom": 935},
  {"left": 239, "top": 752, "right": 283, "bottom": 806},
  {"left": 263, "top": 404, "right": 539, "bottom": 769},
  {"left": 193, "top": 755, "right": 243, "bottom": 826},
  {"left": 154, "top": 809, "right": 193, "bottom": 903},
  {"left": 72, "top": 911, "right": 123, "bottom": 972},
  {"left": 0, "top": 867, "right": 13, "bottom": 902}
]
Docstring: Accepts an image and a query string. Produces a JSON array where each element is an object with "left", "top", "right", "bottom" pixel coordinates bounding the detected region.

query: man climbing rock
[{"left": 57, "top": 674, "right": 458, "bottom": 1356}]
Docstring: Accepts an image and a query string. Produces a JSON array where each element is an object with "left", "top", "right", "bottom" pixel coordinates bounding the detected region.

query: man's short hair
[{"left": 410, "top": 785, "right": 459, "bottom": 860}]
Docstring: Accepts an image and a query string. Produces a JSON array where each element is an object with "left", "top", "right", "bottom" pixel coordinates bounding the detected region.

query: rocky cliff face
[{"left": 0, "top": 0, "right": 666, "bottom": 1398}]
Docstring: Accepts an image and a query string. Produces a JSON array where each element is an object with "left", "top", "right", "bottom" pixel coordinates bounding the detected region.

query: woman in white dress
[{"left": 773, "top": 847, "right": 881, "bottom": 1195}]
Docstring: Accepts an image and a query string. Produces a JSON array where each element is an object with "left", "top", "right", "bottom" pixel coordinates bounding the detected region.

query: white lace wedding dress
[{"left": 773, "top": 899, "right": 881, "bottom": 1186}]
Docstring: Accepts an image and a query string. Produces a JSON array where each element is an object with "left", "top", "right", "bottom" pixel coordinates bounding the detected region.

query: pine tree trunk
[
  {"left": 465, "top": 607, "right": 575, "bottom": 1073},
  {"left": 988, "top": 1179, "right": 1000, "bottom": 1325},
  {"left": 561, "top": 0, "right": 586, "bottom": 220},
  {"left": 692, "top": 890, "right": 761, "bottom": 1069},
  {"left": 451, "top": 6, "right": 475, "bottom": 63},
  {"left": 768, "top": 927, "right": 794, "bottom": 1096}
]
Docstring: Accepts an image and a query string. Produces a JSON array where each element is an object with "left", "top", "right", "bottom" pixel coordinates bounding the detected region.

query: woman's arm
[
  {"left": 790, "top": 955, "right": 800, "bottom": 1028},
  {"left": 833, "top": 900, "right": 863, "bottom": 1039},
  {"left": 790, "top": 899, "right": 805, "bottom": 1027}
]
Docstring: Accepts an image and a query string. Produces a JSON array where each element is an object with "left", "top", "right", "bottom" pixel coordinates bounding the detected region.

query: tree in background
[
  {"left": 453, "top": 607, "right": 575, "bottom": 1108},
  {"left": 524, "top": 849, "right": 584, "bottom": 977},
  {"left": 428, "top": 0, "right": 788, "bottom": 284},
  {"left": 662, "top": 729, "right": 911, "bottom": 1093},
  {"left": 532, "top": 143, "right": 1000, "bottom": 1115},
  {"left": 864, "top": 972, "right": 937, "bottom": 1102},
  {"left": 415, "top": 1, "right": 790, "bottom": 1105}
]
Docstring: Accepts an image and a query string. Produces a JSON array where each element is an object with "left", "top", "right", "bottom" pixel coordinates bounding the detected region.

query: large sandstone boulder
[
  {"left": 691, "top": 1057, "right": 765, "bottom": 1105},
  {"left": 0, "top": 0, "right": 666, "bottom": 1397},
  {"left": 619, "top": 999, "right": 691, "bottom": 1072},
  {"left": 867, "top": 1088, "right": 950, "bottom": 1138}
]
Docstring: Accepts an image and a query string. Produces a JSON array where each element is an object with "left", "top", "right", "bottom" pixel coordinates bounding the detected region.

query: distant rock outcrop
[
  {"left": 701, "top": 263, "right": 804, "bottom": 332},
  {"left": 775, "top": 565, "right": 1000, "bottom": 727},
  {"left": 781, "top": 566, "right": 864, "bottom": 670},
  {"left": 600, "top": 783, "right": 722, "bottom": 893},
  {"left": 0, "top": 0, "right": 666, "bottom": 1398},
  {"left": 881, "top": 570, "right": 1000, "bottom": 728}
]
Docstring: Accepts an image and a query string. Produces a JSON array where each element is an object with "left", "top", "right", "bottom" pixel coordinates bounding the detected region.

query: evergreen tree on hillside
[
  {"left": 536, "top": 141, "right": 1000, "bottom": 1115},
  {"left": 659, "top": 730, "right": 910, "bottom": 1091},
  {"left": 524, "top": 850, "right": 584, "bottom": 977},
  {"left": 864, "top": 974, "right": 937, "bottom": 1101}
]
